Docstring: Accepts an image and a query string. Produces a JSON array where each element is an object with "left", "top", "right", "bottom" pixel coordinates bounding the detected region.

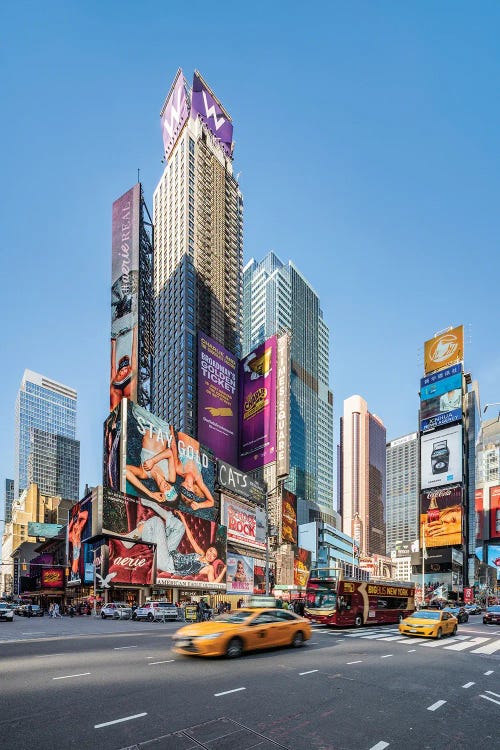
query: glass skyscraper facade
[
  {"left": 385, "top": 432, "right": 419, "bottom": 554},
  {"left": 14, "top": 370, "right": 79, "bottom": 499},
  {"left": 4, "top": 479, "right": 14, "bottom": 524},
  {"left": 242, "top": 252, "right": 334, "bottom": 511}
]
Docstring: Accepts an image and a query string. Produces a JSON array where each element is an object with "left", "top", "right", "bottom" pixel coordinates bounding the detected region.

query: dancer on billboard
[
  {"left": 174, "top": 431, "right": 215, "bottom": 512},
  {"left": 68, "top": 506, "right": 89, "bottom": 576}
]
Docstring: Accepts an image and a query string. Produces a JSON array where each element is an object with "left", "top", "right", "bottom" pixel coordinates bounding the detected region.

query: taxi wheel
[
  {"left": 435, "top": 628, "right": 442, "bottom": 640},
  {"left": 291, "top": 631, "right": 304, "bottom": 648},
  {"left": 226, "top": 637, "right": 243, "bottom": 658}
]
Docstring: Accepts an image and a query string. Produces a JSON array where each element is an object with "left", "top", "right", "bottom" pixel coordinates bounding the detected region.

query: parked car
[
  {"left": 132, "top": 601, "right": 178, "bottom": 622},
  {"left": 100, "top": 603, "right": 133, "bottom": 620},
  {"left": 0, "top": 603, "right": 14, "bottom": 622},
  {"left": 399, "top": 609, "right": 458, "bottom": 639},
  {"left": 483, "top": 605, "right": 500, "bottom": 625},
  {"left": 443, "top": 606, "right": 469, "bottom": 623}
]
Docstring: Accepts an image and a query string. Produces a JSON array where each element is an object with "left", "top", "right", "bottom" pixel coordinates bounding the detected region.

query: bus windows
[
  {"left": 338, "top": 595, "right": 352, "bottom": 612},
  {"left": 376, "top": 596, "right": 408, "bottom": 610}
]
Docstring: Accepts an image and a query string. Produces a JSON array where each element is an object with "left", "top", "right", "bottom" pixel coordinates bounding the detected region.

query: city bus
[{"left": 304, "top": 565, "right": 415, "bottom": 627}]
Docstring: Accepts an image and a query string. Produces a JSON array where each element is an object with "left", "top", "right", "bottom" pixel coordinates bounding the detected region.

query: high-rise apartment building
[
  {"left": 340, "top": 395, "right": 386, "bottom": 556},
  {"left": 4, "top": 479, "right": 14, "bottom": 523},
  {"left": 14, "top": 370, "right": 79, "bottom": 499},
  {"left": 242, "top": 252, "right": 334, "bottom": 511},
  {"left": 152, "top": 70, "right": 243, "bottom": 436},
  {"left": 385, "top": 432, "right": 419, "bottom": 553}
]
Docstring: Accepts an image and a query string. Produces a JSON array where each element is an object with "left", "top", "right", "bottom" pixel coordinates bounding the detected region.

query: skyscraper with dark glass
[{"left": 14, "top": 370, "right": 79, "bottom": 500}]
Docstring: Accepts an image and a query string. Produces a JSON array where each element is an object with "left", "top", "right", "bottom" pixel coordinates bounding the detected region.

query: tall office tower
[
  {"left": 340, "top": 395, "right": 387, "bottom": 556},
  {"left": 14, "top": 370, "right": 79, "bottom": 499},
  {"left": 4, "top": 479, "right": 14, "bottom": 523},
  {"left": 27, "top": 429, "right": 80, "bottom": 501},
  {"left": 152, "top": 70, "right": 243, "bottom": 436},
  {"left": 242, "top": 252, "right": 334, "bottom": 510},
  {"left": 385, "top": 432, "right": 419, "bottom": 554}
]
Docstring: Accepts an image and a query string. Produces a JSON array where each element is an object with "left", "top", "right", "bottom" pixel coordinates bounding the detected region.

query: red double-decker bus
[{"left": 304, "top": 565, "right": 415, "bottom": 627}]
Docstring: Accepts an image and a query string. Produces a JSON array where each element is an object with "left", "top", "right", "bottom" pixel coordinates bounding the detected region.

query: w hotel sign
[{"left": 424, "top": 325, "right": 464, "bottom": 375}]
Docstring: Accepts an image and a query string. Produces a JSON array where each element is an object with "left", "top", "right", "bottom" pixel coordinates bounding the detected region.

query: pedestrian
[
  {"left": 27, "top": 603, "right": 33, "bottom": 618},
  {"left": 49, "top": 603, "right": 54, "bottom": 618},
  {"left": 53, "top": 602, "right": 61, "bottom": 618}
]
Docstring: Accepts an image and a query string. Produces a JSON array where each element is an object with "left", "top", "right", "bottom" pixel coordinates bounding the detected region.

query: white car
[
  {"left": 132, "top": 601, "right": 179, "bottom": 622},
  {"left": 0, "top": 603, "right": 14, "bottom": 622},
  {"left": 101, "top": 603, "right": 133, "bottom": 620}
]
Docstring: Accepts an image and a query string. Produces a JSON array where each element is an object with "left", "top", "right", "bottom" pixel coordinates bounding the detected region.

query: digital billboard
[
  {"left": 216, "top": 460, "right": 265, "bottom": 506},
  {"left": 420, "top": 485, "right": 463, "bottom": 549},
  {"left": 111, "top": 184, "right": 141, "bottom": 411},
  {"left": 420, "top": 425, "right": 463, "bottom": 490},
  {"left": 253, "top": 562, "right": 266, "bottom": 594},
  {"left": 220, "top": 494, "right": 265, "bottom": 549},
  {"left": 475, "top": 489, "right": 485, "bottom": 545},
  {"left": 103, "top": 404, "right": 123, "bottom": 490},
  {"left": 276, "top": 334, "right": 291, "bottom": 478},
  {"left": 67, "top": 494, "right": 93, "bottom": 586},
  {"left": 420, "top": 364, "right": 463, "bottom": 432},
  {"left": 490, "top": 486, "right": 500, "bottom": 539},
  {"left": 282, "top": 489, "right": 298, "bottom": 545},
  {"left": 239, "top": 336, "right": 277, "bottom": 471},
  {"left": 226, "top": 553, "right": 254, "bottom": 595},
  {"left": 107, "top": 538, "right": 155, "bottom": 586},
  {"left": 424, "top": 325, "right": 464, "bottom": 375},
  {"left": 191, "top": 71, "right": 233, "bottom": 157},
  {"left": 41, "top": 569, "right": 64, "bottom": 588},
  {"left": 487, "top": 545, "right": 500, "bottom": 579},
  {"left": 197, "top": 332, "right": 238, "bottom": 464},
  {"left": 161, "top": 69, "right": 189, "bottom": 161},
  {"left": 27, "top": 522, "right": 63, "bottom": 538},
  {"left": 293, "top": 547, "right": 311, "bottom": 587}
]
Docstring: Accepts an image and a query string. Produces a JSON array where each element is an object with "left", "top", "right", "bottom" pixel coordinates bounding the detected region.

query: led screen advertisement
[
  {"left": 420, "top": 425, "right": 463, "bottom": 490},
  {"left": 106, "top": 538, "right": 155, "bottom": 586},
  {"left": 220, "top": 494, "right": 265, "bottom": 550},
  {"left": 191, "top": 71, "right": 233, "bottom": 157},
  {"left": 487, "top": 545, "right": 500, "bottom": 579},
  {"left": 239, "top": 336, "right": 277, "bottom": 471},
  {"left": 475, "top": 489, "right": 485, "bottom": 545},
  {"left": 110, "top": 184, "right": 141, "bottom": 411},
  {"left": 67, "top": 494, "right": 93, "bottom": 586},
  {"left": 420, "top": 485, "right": 463, "bottom": 549},
  {"left": 293, "top": 547, "right": 311, "bottom": 587},
  {"left": 226, "top": 553, "right": 254, "bottom": 595},
  {"left": 282, "top": 489, "right": 298, "bottom": 545},
  {"left": 41, "top": 569, "right": 64, "bottom": 588},
  {"left": 216, "top": 460, "right": 265, "bottom": 506},
  {"left": 420, "top": 364, "right": 463, "bottom": 432},
  {"left": 424, "top": 325, "right": 464, "bottom": 375},
  {"left": 161, "top": 69, "right": 189, "bottom": 161},
  {"left": 197, "top": 333, "right": 238, "bottom": 464},
  {"left": 490, "top": 486, "right": 500, "bottom": 539}
]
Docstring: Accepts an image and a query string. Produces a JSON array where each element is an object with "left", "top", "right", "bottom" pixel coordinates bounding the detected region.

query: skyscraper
[
  {"left": 152, "top": 70, "right": 243, "bottom": 436},
  {"left": 242, "top": 252, "right": 334, "bottom": 511},
  {"left": 385, "top": 432, "right": 419, "bottom": 553},
  {"left": 340, "top": 395, "right": 386, "bottom": 556},
  {"left": 14, "top": 370, "right": 79, "bottom": 499},
  {"left": 4, "top": 479, "right": 14, "bottom": 523}
]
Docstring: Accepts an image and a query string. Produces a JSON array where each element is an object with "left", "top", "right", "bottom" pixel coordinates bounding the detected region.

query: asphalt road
[{"left": 1, "top": 614, "right": 499, "bottom": 750}]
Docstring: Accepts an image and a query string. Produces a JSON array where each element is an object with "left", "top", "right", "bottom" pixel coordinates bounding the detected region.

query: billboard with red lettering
[{"left": 220, "top": 494, "right": 265, "bottom": 550}]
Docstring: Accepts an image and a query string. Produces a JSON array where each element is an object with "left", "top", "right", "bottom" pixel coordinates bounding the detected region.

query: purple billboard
[
  {"left": 197, "top": 332, "right": 238, "bottom": 464},
  {"left": 191, "top": 71, "right": 233, "bottom": 157},
  {"left": 238, "top": 336, "right": 277, "bottom": 471},
  {"left": 161, "top": 69, "right": 189, "bottom": 161}
]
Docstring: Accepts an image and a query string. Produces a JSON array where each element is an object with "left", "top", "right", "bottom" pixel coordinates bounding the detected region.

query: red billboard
[
  {"left": 41, "top": 568, "right": 64, "bottom": 588},
  {"left": 107, "top": 538, "right": 154, "bottom": 586},
  {"left": 490, "top": 486, "right": 500, "bottom": 539},
  {"left": 475, "top": 489, "right": 484, "bottom": 544}
]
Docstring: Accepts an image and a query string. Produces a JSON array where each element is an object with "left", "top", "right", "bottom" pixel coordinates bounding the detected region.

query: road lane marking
[
  {"left": 214, "top": 687, "right": 246, "bottom": 697},
  {"left": 472, "top": 641, "right": 500, "bottom": 654},
  {"left": 380, "top": 654, "right": 393, "bottom": 658},
  {"left": 485, "top": 690, "right": 500, "bottom": 698},
  {"left": 22, "top": 632, "right": 44, "bottom": 635},
  {"left": 113, "top": 646, "right": 137, "bottom": 650},
  {"left": 37, "top": 653, "right": 65, "bottom": 658},
  {"left": 480, "top": 694, "right": 500, "bottom": 706},
  {"left": 408, "top": 649, "right": 417, "bottom": 653},
  {"left": 444, "top": 637, "right": 489, "bottom": 651},
  {"left": 369, "top": 743, "right": 389, "bottom": 750},
  {"left": 299, "top": 670, "right": 318, "bottom": 676},
  {"left": 347, "top": 660, "right": 363, "bottom": 664},
  {"left": 95, "top": 712, "right": 147, "bottom": 729},
  {"left": 148, "top": 660, "right": 175, "bottom": 665},
  {"left": 484, "top": 671, "right": 494, "bottom": 676},
  {"left": 427, "top": 700, "right": 446, "bottom": 711},
  {"left": 53, "top": 672, "right": 91, "bottom": 680},
  {"left": 309, "top": 642, "right": 318, "bottom": 644},
  {"left": 378, "top": 636, "right": 405, "bottom": 641},
  {"left": 462, "top": 682, "right": 475, "bottom": 688}
]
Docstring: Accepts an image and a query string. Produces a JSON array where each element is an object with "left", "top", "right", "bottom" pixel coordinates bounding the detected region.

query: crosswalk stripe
[
  {"left": 470, "top": 639, "right": 500, "bottom": 655},
  {"left": 444, "top": 637, "right": 489, "bottom": 651},
  {"left": 378, "top": 635, "right": 408, "bottom": 641}
]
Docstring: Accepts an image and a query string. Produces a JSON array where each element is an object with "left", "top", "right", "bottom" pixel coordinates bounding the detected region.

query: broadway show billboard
[
  {"left": 197, "top": 332, "right": 238, "bottom": 464},
  {"left": 420, "top": 364, "right": 463, "bottom": 432},
  {"left": 111, "top": 184, "right": 141, "bottom": 411},
  {"left": 282, "top": 489, "right": 298, "bottom": 545},
  {"left": 191, "top": 71, "right": 233, "bottom": 157},
  {"left": 420, "top": 425, "right": 463, "bottom": 490},
  {"left": 41, "top": 569, "right": 64, "bottom": 589},
  {"left": 67, "top": 494, "right": 93, "bottom": 586},
  {"left": 424, "top": 325, "right": 464, "bottom": 375},
  {"left": 239, "top": 336, "right": 277, "bottom": 471},
  {"left": 220, "top": 494, "right": 265, "bottom": 550},
  {"left": 421, "top": 485, "right": 463, "bottom": 549},
  {"left": 293, "top": 547, "right": 311, "bottom": 587},
  {"left": 490, "top": 486, "right": 500, "bottom": 539},
  {"left": 161, "top": 69, "right": 189, "bottom": 161},
  {"left": 226, "top": 553, "right": 254, "bottom": 595},
  {"left": 216, "top": 460, "right": 265, "bottom": 506}
]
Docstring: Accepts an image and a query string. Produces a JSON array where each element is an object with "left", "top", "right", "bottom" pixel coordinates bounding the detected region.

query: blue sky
[{"left": 1, "top": 1, "right": 499, "bottom": 526}]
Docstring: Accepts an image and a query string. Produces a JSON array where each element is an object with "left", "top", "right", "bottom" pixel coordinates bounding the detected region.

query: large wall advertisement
[
  {"left": 191, "top": 71, "right": 233, "bottom": 157},
  {"left": 110, "top": 184, "right": 141, "bottom": 411},
  {"left": 220, "top": 494, "right": 265, "bottom": 550},
  {"left": 420, "top": 486, "right": 463, "bottom": 549},
  {"left": 490, "top": 486, "right": 500, "bottom": 539},
  {"left": 161, "top": 69, "right": 189, "bottom": 161},
  {"left": 67, "top": 494, "right": 93, "bottom": 586},
  {"left": 197, "top": 332, "right": 238, "bottom": 465},
  {"left": 282, "top": 489, "right": 298, "bottom": 545},
  {"left": 226, "top": 553, "right": 254, "bottom": 595},
  {"left": 420, "top": 425, "right": 463, "bottom": 490},
  {"left": 239, "top": 336, "right": 277, "bottom": 471},
  {"left": 216, "top": 460, "right": 265, "bottom": 506},
  {"left": 424, "top": 325, "right": 464, "bottom": 375},
  {"left": 475, "top": 489, "right": 484, "bottom": 545},
  {"left": 276, "top": 334, "right": 291, "bottom": 478},
  {"left": 420, "top": 364, "right": 463, "bottom": 432},
  {"left": 293, "top": 547, "right": 311, "bottom": 587},
  {"left": 487, "top": 545, "right": 500, "bottom": 579}
]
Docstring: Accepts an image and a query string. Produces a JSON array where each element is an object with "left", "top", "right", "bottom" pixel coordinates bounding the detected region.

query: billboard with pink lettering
[
  {"left": 226, "top": 553, "right": 254, "bottom": 595},
  {"left": 161, "top": 69, "right": 189, "bottom": 161},
  {"left": 191, "top": 71, "right": 233, "bottom": 157},
  {"left": 238, "top": 336, "right": 277, "bottom": 471}
]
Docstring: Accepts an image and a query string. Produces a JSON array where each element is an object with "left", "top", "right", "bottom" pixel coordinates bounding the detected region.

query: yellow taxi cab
[
  {"left": 398, "top": 608, "right": 458, "bottom": 639},
  {"left": 172, "top": 607, "right": 311, "bottom": 658}
]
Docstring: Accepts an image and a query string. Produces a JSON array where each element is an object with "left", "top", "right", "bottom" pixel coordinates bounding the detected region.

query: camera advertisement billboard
[
  {"left": 420, "top": 364, "right": 463, "bottom": 432},
  {"left": 110, "top": 184, "right": 141, "bottom": 411},
  {"left": 226, "top": 553, "right": 254, "bottom": 595},
  {"left": 220, "top": 494, "right": 265, "bottom": 550},
  {"left": 161, "top": 69, "right": 189, "bottom": 161},
  {"left": 420, "top": 425, "right": 463, "bottom": 490},
  {"left": 490, "top": 486, "right": 500, "bottom": 539},
  {"left": 239, "top": 336, "right": 277, "bottom": 471},
  {"left": 424, "top": 325, "right": 464, "bottom": 375},
  {"left": 282, "top": 489, "right": 298, "bottom": 545},
  {"left": 197, "top": 332, "right": 238, "bottom": 465},
  {"left": 420, "top": 485, "right": 463, "bottom": 549}
]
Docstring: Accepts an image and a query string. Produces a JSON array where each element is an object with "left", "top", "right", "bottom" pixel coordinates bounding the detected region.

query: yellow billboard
[{"left": 424, "top": 325, "right": 464, "bottom": 374}]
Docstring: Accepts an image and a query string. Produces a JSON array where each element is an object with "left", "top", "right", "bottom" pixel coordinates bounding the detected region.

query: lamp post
[
  {"left": 265, "top": 481, "right": 282, "bottom": 596},
  {"left": 421, "top": 520, "right": 428, "bottom": 606}
]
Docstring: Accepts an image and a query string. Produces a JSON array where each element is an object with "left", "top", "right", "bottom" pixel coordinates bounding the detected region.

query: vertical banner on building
[
  {"left": 67, "top": 494, "right": 93, "bottom": 585},
  {"left": 282, "top": 489, "right": 298, "bottom": 545},
  {"left": 475, "top": 489, "right": 484, "bottom": 545},
  {"left": 110, "top": 184, "right": 141, "bottom": 411},
  {"left": 197, "top": 332, "right": 238, "bottom": 465},
  {"left": 161, "top": 69, "right": 189, "bottom": 161},
  {"left": 276, "top": 333, "right": 290, "bottom": 478},
  {"left": 239, "top": 336, "right": 277, "bottom": 471},
  {"left": 424, "top": 325, "right": 464, "bottom": 375},
  {"left": 293, "top": 547, "right": 311, "bottom": 587},
  {"left": 490, "top": 486, "right": 500, "bottom": 539}
]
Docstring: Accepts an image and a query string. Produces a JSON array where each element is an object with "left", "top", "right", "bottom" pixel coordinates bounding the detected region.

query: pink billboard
[{"left": 238, "top": 336, "right": 277, "bottom": 471}]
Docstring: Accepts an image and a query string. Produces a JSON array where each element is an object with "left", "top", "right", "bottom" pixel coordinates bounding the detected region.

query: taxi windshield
[{"left": 214, "top": 610, "right": 254, "bottom": 624}]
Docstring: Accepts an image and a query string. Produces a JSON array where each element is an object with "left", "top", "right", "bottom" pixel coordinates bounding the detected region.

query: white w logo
[
  {"left": 202, "top": 91, "right": 225, "bottom": 131},
  {"left": 163, "top": 89, "right": 183, "bottom": 138}
]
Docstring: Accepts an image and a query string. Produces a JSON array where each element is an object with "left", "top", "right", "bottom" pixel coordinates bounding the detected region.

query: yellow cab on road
[
  {"left": 399, "top": 608, "right": 458, "bottom": 639},
  {"left": 172, "top": 598, "right": 311, "bottom": 658}
]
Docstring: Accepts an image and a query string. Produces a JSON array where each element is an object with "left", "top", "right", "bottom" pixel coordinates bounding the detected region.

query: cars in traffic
[
  {"left": 100, "top": 603, "right": 133, "bottom": 620},
  {"left": 443, "top": 606, "right": 469, "bottom": 623},
  {"left": 132, "top": 601, "right": 179, "bottom": 622},
  {"left": 398, "top": 609, "right": 458, "bottom": 639},
  {"left": 172, "top": 607, "right": 312, "bottom": 658},
  {"left": 19, "top": 604, "right": 44, "bottom": 617},
  {"left": 0, "top": 603, "right": 14, "bottom": 622},
  {"left": 464, "top": 603, "right": 482, "bottom": 615},
  {"left": 483, "top": 605, "right": 500, "bottom": 625}
]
